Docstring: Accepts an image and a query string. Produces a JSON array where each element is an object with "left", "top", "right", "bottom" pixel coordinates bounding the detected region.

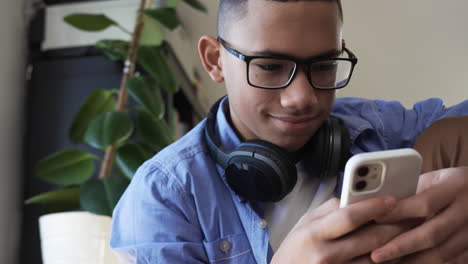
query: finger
[
  {"left": 316, "top": 196, "right": 397, "bottom": 240},
  {"left": 396, "top": 224, "right": 468, "bottom": 264},
  {"left": 417, "top": 168, "right": 467, "bottom": 193},
  {"left": 447, "top": 248, "right": 468, "bottom": 264},
  {"left": 295, "top": 198, "right": 340, "bottom": 228},
  {"left": 346, "top": 255, "right": 374, "bottom": 264},
  {"left": 300, "top": 198, "right": 340, "bottom": 224},
  {"left": 310, "top": 198, "right": 340, "bottom": 218},
  {"left": 376, "top": 180, "right": 456, "bottom": 223},
  {"left": 416, "top": 170, "right": 443, "bottom": 193},
  {"left": 371, "top": 197, "right": 467, "bottom": 263},
  {"left": 330, "top": 222, "right": 413, "bottom": 262},
  {"left": 347, "top": 255, "right": 401, "bottom": 264}
]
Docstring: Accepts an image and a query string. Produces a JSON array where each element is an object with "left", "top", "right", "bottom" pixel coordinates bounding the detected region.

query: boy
[{"left": 111, "top": 0, "right": 468, "bottom": 263}]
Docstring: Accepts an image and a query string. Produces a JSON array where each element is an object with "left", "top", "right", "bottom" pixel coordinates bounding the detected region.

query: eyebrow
[{"left": 250, "top": 49, "right": 342, "bottom": 61}]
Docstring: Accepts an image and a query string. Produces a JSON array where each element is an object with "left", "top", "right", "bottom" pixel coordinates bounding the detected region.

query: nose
[{"left": 279, "top": 67, "right": 318, "bottom": 111}]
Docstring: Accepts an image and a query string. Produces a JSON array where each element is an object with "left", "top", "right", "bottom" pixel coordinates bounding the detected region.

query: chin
[
  {"left": 283, "top": 144, "right": 306, "bottom": 153},
  {"left": 274, "top": 137, "right": 310, "bottom": 152},
  {"left": 278, "top": 129, "right": 323, "bottom": 152}
]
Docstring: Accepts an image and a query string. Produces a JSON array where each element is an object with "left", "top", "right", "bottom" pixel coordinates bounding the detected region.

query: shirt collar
[{"left": 215, "top": 97, "right": 242, "bottom": 152}]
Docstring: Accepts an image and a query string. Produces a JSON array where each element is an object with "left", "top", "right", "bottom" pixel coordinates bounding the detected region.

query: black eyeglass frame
[{"left": 217, "top": 37, "right": 358, "bottom": 90}]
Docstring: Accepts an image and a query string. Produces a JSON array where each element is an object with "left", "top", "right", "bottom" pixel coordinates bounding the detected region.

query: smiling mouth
[
  {"left": 273, "top": 116, "right": 315, "bottom": 123},
  {"left": 270, "top": 115, "right": 318, "bottom": 130}
]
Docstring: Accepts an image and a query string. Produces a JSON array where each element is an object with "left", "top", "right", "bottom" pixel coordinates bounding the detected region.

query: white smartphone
[{"left": 340, "top": 148, "right": 422, "bottom": 208}]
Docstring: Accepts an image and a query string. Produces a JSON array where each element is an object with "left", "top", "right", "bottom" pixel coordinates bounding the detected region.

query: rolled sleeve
[{"left": 333, "top": 97, "right": 468, "bottom": 152}]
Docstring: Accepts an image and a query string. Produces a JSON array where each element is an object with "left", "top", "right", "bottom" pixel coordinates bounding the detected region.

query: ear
[{"left": 198, "top": 35, "right": 224, "bottom": 83}]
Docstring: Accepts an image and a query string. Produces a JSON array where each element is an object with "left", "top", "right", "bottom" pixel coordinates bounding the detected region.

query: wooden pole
[{"left": 98, "top": 0, "right": 153, "bottom": 179}]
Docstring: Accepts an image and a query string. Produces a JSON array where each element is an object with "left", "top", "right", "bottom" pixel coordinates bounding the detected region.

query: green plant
[{"left": 25, "top": 0, "right": 207, "bottom": 216}]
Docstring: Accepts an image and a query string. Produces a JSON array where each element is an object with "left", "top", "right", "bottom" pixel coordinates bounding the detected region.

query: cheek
[
  {"left": 316, "top": 90, "right": 336, "bottom": 109},
  {"left": 232, "top": 89, "right": 274, "bottom": 121},
  {"left": 222, "top": 56, "right": 247, "bottom": 88},
  {"left": 224, "top": 60, "right": 277, "bottom": 112}
]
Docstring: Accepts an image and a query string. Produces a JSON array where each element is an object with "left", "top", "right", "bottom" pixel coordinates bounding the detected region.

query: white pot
[{"left": 39, "top": 211, "right": 122, "bottom": 264}]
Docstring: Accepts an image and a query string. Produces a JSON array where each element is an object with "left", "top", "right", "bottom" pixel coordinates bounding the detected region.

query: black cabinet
[
  {"left": 22, "top": 49, "right": 122, "bottom": 264},
  {"left": 21, "top": 45, "right": 207, "bottom": 263}
]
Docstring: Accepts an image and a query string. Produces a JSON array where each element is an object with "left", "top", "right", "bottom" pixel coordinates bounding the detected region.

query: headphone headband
[{"left": 204, "top": 97, "right": 229, "bottom": 167}]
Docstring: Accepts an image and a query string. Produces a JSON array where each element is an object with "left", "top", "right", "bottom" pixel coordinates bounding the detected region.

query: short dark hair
[{"left": 217, "top": 0, "right": 343, "bottom": 37}]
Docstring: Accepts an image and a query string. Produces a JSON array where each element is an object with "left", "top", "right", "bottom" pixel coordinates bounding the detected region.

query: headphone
[{"left": 204, "top": 97, "right": 351, "bottom": 202}]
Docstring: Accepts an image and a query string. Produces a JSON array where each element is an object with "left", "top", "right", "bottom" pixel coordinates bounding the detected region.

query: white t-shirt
[{"left": 264, "top": 162, "right": 338, "bottom": 252}]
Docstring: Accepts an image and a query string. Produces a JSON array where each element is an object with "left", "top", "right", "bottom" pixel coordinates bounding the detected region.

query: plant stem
[
  {"left": 117, "top": 24, "right": 133, "bottom": 36},
  {"left": 98, "top": 0, "right": 151, "bottom": 179}
]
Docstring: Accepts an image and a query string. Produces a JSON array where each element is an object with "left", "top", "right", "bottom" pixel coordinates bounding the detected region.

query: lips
[
  {"left": 269, "top": 114, "right": 318, "bottom": 130},
  {"left": 272, "top": 115, "right": 315, "bottom": 123}
]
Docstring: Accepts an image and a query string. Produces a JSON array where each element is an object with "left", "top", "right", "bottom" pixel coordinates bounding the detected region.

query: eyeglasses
[{"left": 218, "top": 37, "right": 358, "bottom": 90}]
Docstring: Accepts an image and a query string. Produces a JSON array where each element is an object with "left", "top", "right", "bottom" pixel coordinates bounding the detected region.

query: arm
[
  {"left": 110, "top": 161, "right": 208, "bottom": 263},
  {"left": 333, "top": 97, "right": 468, "bottom": 151}
]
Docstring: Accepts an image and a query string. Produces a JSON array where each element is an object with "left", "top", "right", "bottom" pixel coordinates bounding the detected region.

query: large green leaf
[
  {"left": 141, "top": 7, "right": 180, "bottom": 30},
  {"left": 84, "top": 111, "right": 134, "bottom": 150},
  {"left": 127, "top": 76, "right": 165, "bottom": 120},
  {"left": 70, "top": 89, "right": 117, "bottom": 144},
  {"left": 64, "top": 13, "right": 118, "bottom": 32},
  {"left": 116, "top": 143, "right": 155, "bottom": 180},
  {"left": 25, "top": 188, "right": 81, "bottom": 213},
  {"left": 168, "top": 0, "right": 179, "bottom": 8},
  {"left": 137, "top": 46, "right": 179, "bottom": 94},
  {"left": 135, "top": 110, "right": 173, "bottom": 149},
  {"left": 96, "top": 39, "right": 129, "bottom": 61},
  {"left": 36, "top": 150, "right": 98, "bottom": 185},
  {"left": 139, "top": 15, "right": 164, "bottom": 46},
  {"left": 80, "top": 179, "right": 109, "bottom": 216},
  {"left": 181, "top": 0, "right": 207, "bottom": 13},
  {"left": 80, "top": 172, "right": 130, "bottom": 216}
]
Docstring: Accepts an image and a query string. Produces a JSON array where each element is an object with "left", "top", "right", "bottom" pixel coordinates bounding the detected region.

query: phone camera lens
[
  {"left": 357, "top": 166, "right": 369, "bottom": 177},
  {"left": 355, "top": 180, "right": 367, "bottom": 191}
]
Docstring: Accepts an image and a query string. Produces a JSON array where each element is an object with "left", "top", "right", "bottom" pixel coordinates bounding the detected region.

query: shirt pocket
[{"left": 203, "top": 233, "right": 254, "bottom": 263}]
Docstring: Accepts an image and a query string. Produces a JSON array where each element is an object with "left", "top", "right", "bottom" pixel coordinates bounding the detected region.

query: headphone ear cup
[
  {"left": 326, "top": 117, "right": 344, "bottom": 178},
  {"left": 225, "top": 140, "right": 297, "bottom": 202},
  {"left": 225, "top": 155, "right": 283, "bottom": 202},
  {"left": 303, "top": 117, "right": 351, "bottom": 179},
  {"left": 303, "top": 121, "right": 330, "bottom": 178},
  {"left": 336, "top": 119, "right": 352, "bottom": 171}
]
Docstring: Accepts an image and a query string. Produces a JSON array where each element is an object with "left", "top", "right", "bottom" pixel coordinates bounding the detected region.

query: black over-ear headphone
[{"left": 204, "top": 97, "right": 351, "bottom": 202}]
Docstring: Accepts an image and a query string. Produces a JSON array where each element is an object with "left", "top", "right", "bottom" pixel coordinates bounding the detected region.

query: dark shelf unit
[{"left": 21, "top": 44, "right": 207, "bottom": 264}]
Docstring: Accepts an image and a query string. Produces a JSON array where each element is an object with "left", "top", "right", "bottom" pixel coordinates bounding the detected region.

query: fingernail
[{"left": 374, "top": 250, "right": 389, "bottom": 262}]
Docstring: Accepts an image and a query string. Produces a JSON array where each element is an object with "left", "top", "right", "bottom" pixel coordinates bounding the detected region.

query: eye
[
  {"left": 311, "top": 62, "right": 337, "bottom": 72},
  {"left": 255, "top": 63, "right": 284, "bottom": 72}
]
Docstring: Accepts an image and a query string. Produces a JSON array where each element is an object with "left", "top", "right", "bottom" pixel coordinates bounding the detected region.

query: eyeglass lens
[{"left": 248, "top": 58, "right": 353, "bottom": 89}]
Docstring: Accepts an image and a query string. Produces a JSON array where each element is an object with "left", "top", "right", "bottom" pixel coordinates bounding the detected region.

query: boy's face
[{"left": 214, "top": 1, "right": 342, "bottom": 151}]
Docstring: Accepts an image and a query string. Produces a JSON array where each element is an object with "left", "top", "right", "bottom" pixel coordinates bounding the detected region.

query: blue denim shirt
[{"left": 110, "top": 97, "right": 468, "bottom": 263}]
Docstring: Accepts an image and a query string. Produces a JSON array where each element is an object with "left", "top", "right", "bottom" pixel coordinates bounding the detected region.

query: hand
[
  {"left": 371, "top": 167, "right": 468, "bottom": 263},
  {"left": 271, "top": 196, "right": 410, "bottom": 264}
]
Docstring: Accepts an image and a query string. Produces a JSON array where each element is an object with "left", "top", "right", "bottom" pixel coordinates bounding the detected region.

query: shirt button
[
  {"left": 257, "top": 219, "right": 268, "bottom": 229},
  {"left": 219, "top": 240, "right": 231, "bottom": 253}
]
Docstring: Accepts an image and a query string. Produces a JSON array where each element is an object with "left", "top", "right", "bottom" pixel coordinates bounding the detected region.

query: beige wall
[
  {"left": 166, "top": 0, "right": 224, "bottom": 105},
  {"left": 180, "top": 0, "right": 468, "bottom": 107},
  {"left": 46, "top": 0, "right": 468, "bottom": 109},
  {"left": 0, "top": 0, "right": 25, "bottom": 263},
  {"left": 339, "top": 0, "right": 468, "bottom": 107}
]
